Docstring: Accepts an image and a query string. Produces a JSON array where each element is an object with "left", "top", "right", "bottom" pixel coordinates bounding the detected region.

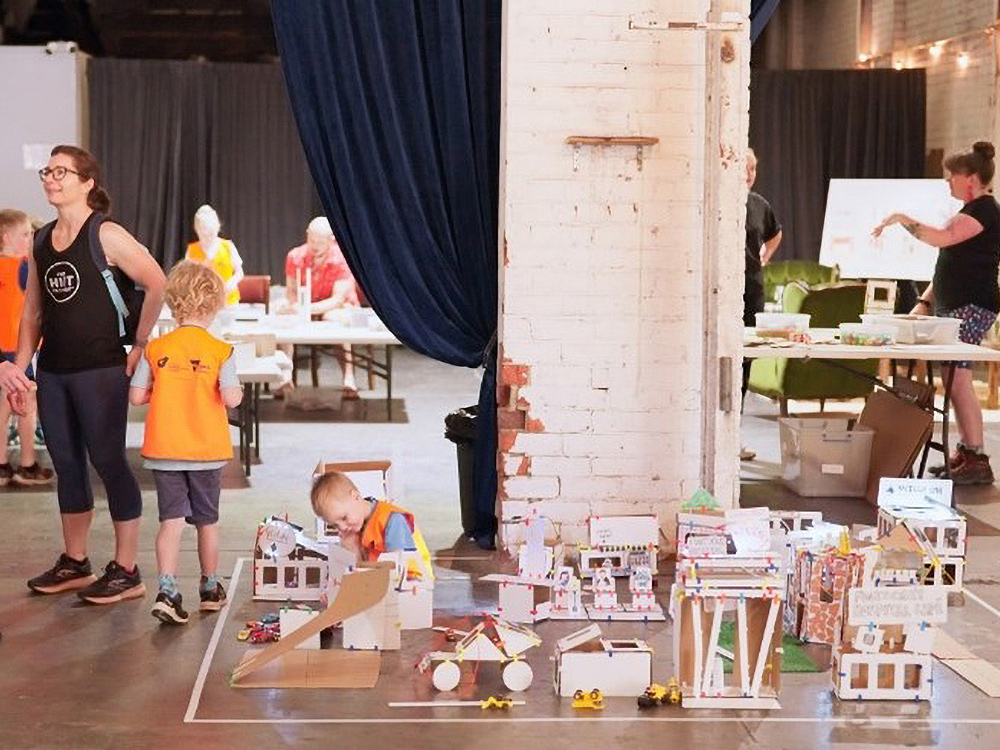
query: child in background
[
  {"left": 310, "top": 471, "right": 431, "bottom": 576},
  {"left": 129, "top": 261, "right": 243, "bottom": 625},
  {"left": 0, "top": 209, "right": 53, "bottom": 486}
]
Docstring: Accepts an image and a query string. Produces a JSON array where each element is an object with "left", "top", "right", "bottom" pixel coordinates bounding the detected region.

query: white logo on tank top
[{"left": 44, "top": 261, "right": 81, "bottom": 303}]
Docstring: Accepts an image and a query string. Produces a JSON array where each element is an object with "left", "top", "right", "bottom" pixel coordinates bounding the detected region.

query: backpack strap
[
  {"left": 87, "top": 213, "right": 130, "bottom": 338},
  {"left": 33, "top": 220, "right": 55, "bottom": 256}
]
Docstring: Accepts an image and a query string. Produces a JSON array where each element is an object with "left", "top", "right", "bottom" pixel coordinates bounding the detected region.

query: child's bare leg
[
  {"left": 197, "top": 522, "right": 219, "bottom": 580},
  {"left": 156, "top": 518, "right": 185, "bottom": 580}
]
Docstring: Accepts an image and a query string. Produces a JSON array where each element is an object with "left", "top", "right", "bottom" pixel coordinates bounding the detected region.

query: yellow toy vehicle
[
  {"left": 480, "top": 697, "right": 515, "bottom": 710},
  {"left": 572, "top": 689, "right": 605, "bottom": 710},
  {"left": 637, "top": 678, "right": 681, "bottom": 708}
]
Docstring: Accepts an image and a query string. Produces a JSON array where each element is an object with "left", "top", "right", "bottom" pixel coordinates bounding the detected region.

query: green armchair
[
  {"left": 763, "top": 260, "right": 839, "bottom": 304},
  {"left": 748, "top": 281, "right": 877, "bottom": 414}
]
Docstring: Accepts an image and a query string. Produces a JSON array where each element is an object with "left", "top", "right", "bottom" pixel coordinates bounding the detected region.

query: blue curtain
[
  {"left": 271, "top": 1, "right": 501, "bottom": 548},
  {"left": 751, "top": 0, "right": 781, "bottom": 43}
]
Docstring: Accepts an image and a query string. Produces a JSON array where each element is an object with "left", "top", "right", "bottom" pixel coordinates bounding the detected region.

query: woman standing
[
  {"left": 0, "top": 145, "right": 166, "bottom": 602},
  {"left": 185, "top": 205, "right": 243, "bottom": 306},
  {"left": 874, "top": 141, "right": 1000, "bottom": 484}
]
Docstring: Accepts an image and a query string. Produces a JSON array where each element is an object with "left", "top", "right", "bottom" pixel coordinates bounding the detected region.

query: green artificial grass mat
[{"left": 717, "top": 621, "right": 822, "bottom": 673}]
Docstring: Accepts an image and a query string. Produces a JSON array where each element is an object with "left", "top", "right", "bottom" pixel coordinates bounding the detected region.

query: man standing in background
[{"left": 741, "top": 149, "right": 783, "bottom": 461}]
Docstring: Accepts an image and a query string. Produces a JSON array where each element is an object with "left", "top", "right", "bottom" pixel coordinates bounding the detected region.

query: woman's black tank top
[{"left": 35, "top": 214, "right": 126, "bottom": 373}]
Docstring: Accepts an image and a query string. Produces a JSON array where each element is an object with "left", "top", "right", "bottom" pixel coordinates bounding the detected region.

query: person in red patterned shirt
[{"left": 283, "top": 217, "right": 360, "bottom": 396}]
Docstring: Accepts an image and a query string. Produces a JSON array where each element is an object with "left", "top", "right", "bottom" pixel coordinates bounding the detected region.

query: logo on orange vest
[
  {"left": 157, "top": 357, "right": 169, "bottom": 368},
  {"left": 189, "top": 359, "right": 209, "bottom": 374}
]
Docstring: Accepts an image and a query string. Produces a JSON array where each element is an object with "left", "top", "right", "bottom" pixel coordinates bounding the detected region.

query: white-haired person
[
  {"left": 283, "top": 216, "right": 360, "bottom": 397},
  {"left": 185, "top": 205, "right": 243, "bottom": 306}
]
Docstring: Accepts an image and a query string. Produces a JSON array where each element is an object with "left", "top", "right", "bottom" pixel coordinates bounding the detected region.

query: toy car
[
  {"left": 637, "top": 678, "right": 681, "bottom": 708},
  {"left": 572, "top": 688, "right": 605, "bottom": 710},
  {"left": 480, "top": 697, "right": 514, "bottom": 710}
]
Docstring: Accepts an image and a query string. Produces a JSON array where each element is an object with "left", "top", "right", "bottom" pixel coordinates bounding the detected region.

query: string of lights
[{"left": 854, "top": 21, "right": 1000, "bottom": 70}]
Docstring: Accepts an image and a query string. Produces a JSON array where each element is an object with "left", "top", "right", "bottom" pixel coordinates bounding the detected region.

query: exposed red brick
[
  {"left": 501, "top": 363, "right": 529, "bottom": 387},
  {"left": 524, "top": 416, "right": 545, "bottom": 432},
  {"left": 516, "top": 395, "right": 530, "bottom": 409},
  {"left": 517, "top": 456, "right": 531, "bottom": 475},
  {"left": 499, "top": 429, "right": 518, "bottom": 453},
  {"left": 498, "top": 409, "right": 526, "bottom": 430},
  {"left": 497, "top": 384, "right": 512, "bottom": 408}
]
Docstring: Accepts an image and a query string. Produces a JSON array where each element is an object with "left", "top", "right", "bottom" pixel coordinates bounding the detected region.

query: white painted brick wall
[{"left": 498, "top": 0, "right": 749, "bottom": 545}]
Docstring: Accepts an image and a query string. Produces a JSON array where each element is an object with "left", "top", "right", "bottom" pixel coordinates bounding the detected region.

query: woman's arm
[
  {"left": 873, "top": 212, "right": 983, "bottom": 248},
  {"left": 100, "top": 223, "right": 167, "bottom": 374},
  {"left": 912, "top": 282, "right": 934, "bottom": 314},
  {"left": 227, "top": 242, "right": 245, "bottom": 290},
  {"left": 761, "top": 229, "right": 783, "bottom": 266}
]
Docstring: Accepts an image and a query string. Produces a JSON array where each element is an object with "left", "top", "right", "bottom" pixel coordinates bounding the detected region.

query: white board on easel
[{"left": 819, "top": 179, "right": 960, "bottom": 281}]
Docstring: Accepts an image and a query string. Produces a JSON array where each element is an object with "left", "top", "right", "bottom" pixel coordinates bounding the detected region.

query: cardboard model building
[
  {"left": 832, "top": 583, "right": 947, "bottom": 701},
  {"left": 232, "top": 562, "right": 393, "bottom": 688},
  {"left": 672, "top": 550, "right": 786, "bottom": 709},
  {"left": 253, "top": 516, "right": 330, "bottom": 602},
  {"left": 550, "top": 565, "right": 585, "bottom": 619},
  {"left": 578, "top": 515, "right": 658, "bottom": 578},
  {"left": 419, "top": 616, "right": 541, "bottom": 692},
  {"left": 784, "top": 547, "right": 865, "bottom": 645},
  {"left": 553, "top": 624, "right": 653, "bottom": 697},
  {"left": 481, "top": 515, "right": 560, "bottom": 623}
]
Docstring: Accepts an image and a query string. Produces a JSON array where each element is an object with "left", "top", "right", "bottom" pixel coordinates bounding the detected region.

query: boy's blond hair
[
  {"left": 310, "top": 471, "right": 358, "bottom": 516},
  {"left": 0, "top": 209, "right": 30, "bottom": 237},
  {"left": 165, "top": 260, "right": 226, "bottom": 321}
]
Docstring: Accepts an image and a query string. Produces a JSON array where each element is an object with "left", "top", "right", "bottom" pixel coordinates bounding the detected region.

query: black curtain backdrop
[
  {"left": 271, "top": 1, "right": 501, "bottom": 547},
  {"left": 748, "top": 69, "right": 926, "bottom": 262},
  {"left": 88, "top": 58, "right": 323, "bottom": 276}
]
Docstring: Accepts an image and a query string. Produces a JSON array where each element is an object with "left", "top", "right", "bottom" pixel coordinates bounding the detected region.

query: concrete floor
[{"left": 3, "top": 356, "right": 1000, "bottom": 749}]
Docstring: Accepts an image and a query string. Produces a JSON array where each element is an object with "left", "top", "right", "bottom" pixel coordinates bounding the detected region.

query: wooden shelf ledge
[{"left": 565, "top": 136, "right": 659, "bottom": 147}]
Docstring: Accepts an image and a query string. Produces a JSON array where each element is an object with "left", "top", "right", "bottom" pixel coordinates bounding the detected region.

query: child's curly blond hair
[{"left": 165, "top": 260, "right": 226, "bottom": 322}]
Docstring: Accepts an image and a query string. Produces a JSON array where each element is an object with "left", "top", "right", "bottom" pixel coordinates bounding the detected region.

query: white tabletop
[
  {"left": 743, "top": 328, "right": 1000, "bottom": 362},
  {"left": 236, "top": 354, "right": 284, "bottom": 385},
  {"left": 225, "top": 319, "right": 401, "bottom": 346}
]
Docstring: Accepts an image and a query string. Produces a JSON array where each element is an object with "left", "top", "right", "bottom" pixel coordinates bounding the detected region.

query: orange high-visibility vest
[
  {"left": 360, "top": 501, "right": 433, "bottom": 580},
  {"left": 141, "top": 326, "right": 233, "bottom": 462},
  {"left": 0, "top": 256, "right": 24, "bottom": 352},
  {"left": 186, "top": 239, "right": 240, "bottom": 305}
]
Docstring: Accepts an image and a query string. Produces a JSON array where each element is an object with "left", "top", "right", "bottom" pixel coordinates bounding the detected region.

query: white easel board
[{"left": 819, "top": 179, "right": 960, "bottom": 281}]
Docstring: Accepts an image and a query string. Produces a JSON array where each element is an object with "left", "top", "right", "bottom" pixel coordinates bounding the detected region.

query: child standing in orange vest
[
  {"left": 130, "top": 261, "right": 243, "bottom": 625},
  {"left": 310, "top": 471, "right": 431, "bottom": 575},
  {"left": 0, "top": 209, "right": 53, "bottom": 487}
]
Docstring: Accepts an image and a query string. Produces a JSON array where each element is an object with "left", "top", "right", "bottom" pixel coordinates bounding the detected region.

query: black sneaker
[
  {"left": 0, "top": 463, "right": 13, "bottom": 487},
  {"left": 199, "top": 581, "right": 228, "bottom": 612},
  {"left": 27, "top": 553, "right": 97, "bottom": 594},
  {"left": 77, "top": 561, "right": 146, "bottom": 605},
  {"left": 151, "top": 592, "right": 189, "bottom": 625},
  {"left": 12, "top": 463, "right": 54, "bottom": 486}
]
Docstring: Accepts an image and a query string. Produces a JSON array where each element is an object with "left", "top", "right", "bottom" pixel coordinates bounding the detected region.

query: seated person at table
[
  {"left": 282, "top": 216, "right": 360, "bottom": 396},
  {"left": 310, "top": 470, "right": 431, "bottom": 578},
  {"left": 129, "top": 261, "right": 243, "bottom": 625}
]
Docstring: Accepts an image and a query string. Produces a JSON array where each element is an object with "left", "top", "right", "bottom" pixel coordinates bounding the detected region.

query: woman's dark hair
[
  {"left": 50, "top": 145, "right": 111, "bottom": 214},
  {"left": 943, "top": 141, "right": 996, "bottom": 185}
]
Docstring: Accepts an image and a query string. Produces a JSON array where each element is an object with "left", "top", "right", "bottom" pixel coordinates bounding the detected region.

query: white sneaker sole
[{"left": 152, "top": 601, "right": 189, "bottom": 625}]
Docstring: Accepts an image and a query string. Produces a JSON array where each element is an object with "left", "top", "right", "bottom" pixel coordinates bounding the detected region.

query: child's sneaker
[
  {"left": 27, "top": 553, "right": 97, "bottom": 593},
  {"left": 200, "top": 581, "right": 228, "bottom": 612},
  {"left": 77, "top": 561, "right": 146, "bottom": 604},
  {"left": 12, "top": 463, "right": 54, "bottom": 486},
  {"left": 0, "top": 463, "right": 13, "bottom": 487},
  {"left": 152, "top": 591, "right": 189, "bottom": 625}
]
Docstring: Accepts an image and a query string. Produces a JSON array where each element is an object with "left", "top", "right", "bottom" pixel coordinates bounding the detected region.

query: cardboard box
[
  {"left": 779, "top": 417, "right": 874, "bottom": 497},
  {"left": 554, "top": 625, "right": 653, "bottom": 697},
  {"left": 857, "top": 390, "right": 934, "bottom": 506}
]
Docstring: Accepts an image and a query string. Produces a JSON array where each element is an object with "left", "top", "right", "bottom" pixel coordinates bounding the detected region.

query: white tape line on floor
[{"left": 184, "top": 556, "right": 244, "bottom": 723}]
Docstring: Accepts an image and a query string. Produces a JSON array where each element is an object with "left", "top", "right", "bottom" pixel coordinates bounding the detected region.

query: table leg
[
  {"left": 242, "top": 383, "right": 252, "bottom": 476},
  {"left": 254, "top": 383, "right": 261, "bottom": 461},
  {"left": 386, "top": 344, "right": 393, "bottom": 421},
  {"left": 941, "top": 363, "right": 956, "bottom": 479}
]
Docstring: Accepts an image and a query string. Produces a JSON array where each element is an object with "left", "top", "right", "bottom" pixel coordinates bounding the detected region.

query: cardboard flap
[
  {"left": 556, "top": 624, "right": 602, "bottom": 653},
  {"left": 232, "top": 562, "right": 392, "bottom": 683},
  {"left": 231, "top": 649, "right": 381, "bottom": 689}
]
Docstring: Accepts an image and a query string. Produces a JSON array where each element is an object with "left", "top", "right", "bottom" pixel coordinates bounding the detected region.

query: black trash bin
[{"left": 445, "top": 405, "right": 478, "bottom": 537}]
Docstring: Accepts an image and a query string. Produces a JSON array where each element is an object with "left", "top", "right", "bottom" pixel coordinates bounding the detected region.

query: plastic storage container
[
  {"left": 779, "top": 416, "right": 875, "bottom": 498},
  {"left": 860, "top": 314, "right": 961, "bottom": 345},
  {"left": 754, "top": 312, "right": 811, "bottom": 338},
  {"left": 838, "top": 323, "right": 896, "bottom": 346}
]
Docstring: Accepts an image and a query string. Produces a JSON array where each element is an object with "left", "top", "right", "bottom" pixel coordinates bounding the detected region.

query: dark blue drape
[
  {"left": 751, "top": 0, "right": 781, "bottom": 44},
  {"left": 271, "top": 1, "right": 500, "bottom": 548}
]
